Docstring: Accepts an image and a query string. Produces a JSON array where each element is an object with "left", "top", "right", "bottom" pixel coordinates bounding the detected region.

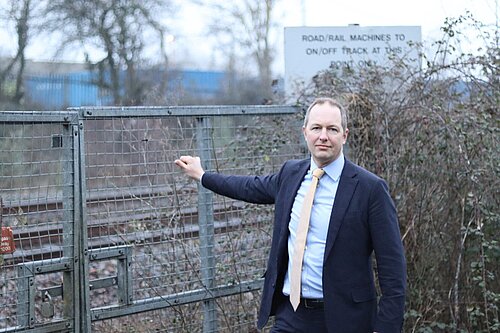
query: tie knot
[{"left": 312, "top": 168, "right": 325, "bottom": 179}]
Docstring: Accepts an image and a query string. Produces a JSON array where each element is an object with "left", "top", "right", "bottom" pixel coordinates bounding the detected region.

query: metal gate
[
  {"left": 0, "top": 106, "right": 304, "bottom": 332},
  {"left": 0, "top": 111, "right": 83, "bottom": 332}
]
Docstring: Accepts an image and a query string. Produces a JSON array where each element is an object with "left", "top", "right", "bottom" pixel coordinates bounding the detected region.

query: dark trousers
[{"left": 270, "top": 294, "right": 327, "bottom": 333}]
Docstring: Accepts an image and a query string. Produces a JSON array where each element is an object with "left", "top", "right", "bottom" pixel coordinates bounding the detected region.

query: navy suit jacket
[{"left": 202, "top": 158, "right": 406, "bottom": 333}]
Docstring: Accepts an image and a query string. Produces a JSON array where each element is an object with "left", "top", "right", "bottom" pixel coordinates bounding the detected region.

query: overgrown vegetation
[{"left": 295, "top": 13, "right": 499, "bottom": 332}]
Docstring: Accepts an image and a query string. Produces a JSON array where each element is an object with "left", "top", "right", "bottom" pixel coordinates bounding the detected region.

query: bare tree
[
  {"left": 196, "top": 0, "right": 280, "bottom": 102},
  {"left": 0, "top": 0, "right": 40, "bottom": 108},
  {"left": 43, "top": 0, "right": 173, "bottom": 105}
]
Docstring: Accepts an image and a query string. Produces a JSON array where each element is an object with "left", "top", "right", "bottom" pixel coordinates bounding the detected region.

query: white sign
[{"left": 284, "top": 26, "right": 421, "bottom": 94}]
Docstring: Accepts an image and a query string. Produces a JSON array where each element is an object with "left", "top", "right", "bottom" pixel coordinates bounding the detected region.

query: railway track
[{"left": 1, "top": 187, "right": 262, "bottom": 266}]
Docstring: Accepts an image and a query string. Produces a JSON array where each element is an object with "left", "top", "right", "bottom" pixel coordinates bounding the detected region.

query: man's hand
[{"left": 174, "top": 156, "right": 205, "bottom": 181}]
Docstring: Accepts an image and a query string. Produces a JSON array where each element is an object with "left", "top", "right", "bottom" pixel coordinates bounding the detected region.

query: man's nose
[{"left": 319, "top": 128, "right": 328, "bottom": 140}]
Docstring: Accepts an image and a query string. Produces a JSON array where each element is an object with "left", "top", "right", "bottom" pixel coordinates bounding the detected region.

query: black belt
[{"left": 301, "top": 297, "right": 324, "bottom": 309}]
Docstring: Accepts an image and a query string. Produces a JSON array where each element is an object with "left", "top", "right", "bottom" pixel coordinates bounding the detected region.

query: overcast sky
[
  {"left": 179, "top": 0, "right": 498, "bottom": 73},
  {"left": 285, "top": 0, "right": 497, "bottom": 31},
  {"left": 0, "top": 0, "right": 497, "bottom": 74}
]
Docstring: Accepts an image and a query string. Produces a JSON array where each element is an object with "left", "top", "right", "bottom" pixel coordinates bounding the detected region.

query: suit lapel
[
  {"left": 324, "top": 160, "right": 358, "bottom": 261},
  {"left": 277, "top": 160, "right": 310, "bottom": 249}
]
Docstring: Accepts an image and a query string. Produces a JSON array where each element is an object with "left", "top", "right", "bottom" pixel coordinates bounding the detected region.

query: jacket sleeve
[
  {"left": 369, "top": 178, "right": 407, "bottom": 333},
  {"left": 201, "top": 172, "right": 279, "bottom": 204}
]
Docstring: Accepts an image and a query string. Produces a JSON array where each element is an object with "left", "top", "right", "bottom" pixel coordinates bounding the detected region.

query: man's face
[{"left": 302, "top": 103, "right": 348, "bottom": 167}]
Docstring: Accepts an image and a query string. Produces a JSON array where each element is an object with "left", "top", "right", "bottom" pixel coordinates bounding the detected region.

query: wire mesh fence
[
  {"left": 0, "top": 112, "right": 79, "bottom": 332},
  {"left": 0, "top": 106, "right": 305, "bottom": 332}
]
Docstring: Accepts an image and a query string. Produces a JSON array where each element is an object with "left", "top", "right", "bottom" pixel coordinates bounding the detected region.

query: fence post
[
  {"left": 62, "top": 122, "right": 80, "bottom": 331},
  {"left": 76, "top": 115, "right": 92, "bottom": 333},
  {"left": 196, "top": 116, "right": 217, "bottom": 333}
]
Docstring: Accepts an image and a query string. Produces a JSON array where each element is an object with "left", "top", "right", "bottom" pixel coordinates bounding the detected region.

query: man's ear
[{"left": 343, "top": 128, "right": 349, "bottom": 144}]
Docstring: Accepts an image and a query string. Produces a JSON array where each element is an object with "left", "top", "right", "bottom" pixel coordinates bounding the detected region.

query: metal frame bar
[
  {"left": 70, "top": 123, "right": 83, "bottom": 333},
  {"left": 72, "top": 105, "right": 299, "bottom": 118},
  {"left": 61, "top": 122, "right": 77, "bottom": 326},
  {"left": 0, "top": 111, "right": 78, "bottom": 124},
  {"left": 90, "top": 279, "right": 264, "bottom": 321},
  {"left": 16, "top": 264, "right": 35, "bottom": 328},
  {"left": 76, "top": 116, "right": 92, "bottom": 333},
  {"left": 197, "top": 117, "right": 217, "bottom": 332},
  {"left": 0, "top": 321, "right": 73, "bottom": 333}
]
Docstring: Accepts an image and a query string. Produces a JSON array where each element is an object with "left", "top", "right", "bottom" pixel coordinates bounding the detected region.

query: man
[{"left": 175, "top": 98, "right": 406, "bottom": 332}]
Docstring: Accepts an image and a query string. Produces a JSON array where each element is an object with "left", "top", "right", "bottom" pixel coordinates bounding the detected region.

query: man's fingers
[
  {"left": 174, "top": 156, "right": 200, "bottom": 170},
  {"left": 174, "top": 158, "right": 185, "bottom": 168}
]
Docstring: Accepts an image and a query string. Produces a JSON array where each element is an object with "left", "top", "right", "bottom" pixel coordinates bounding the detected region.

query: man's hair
[{"left": 303, "top": 97, "right": 348, "bottom": 131}]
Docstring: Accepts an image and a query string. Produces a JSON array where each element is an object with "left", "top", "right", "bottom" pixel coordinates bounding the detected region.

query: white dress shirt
[{"left": 282, "top": 153, "right": 345, "bottom": 299}]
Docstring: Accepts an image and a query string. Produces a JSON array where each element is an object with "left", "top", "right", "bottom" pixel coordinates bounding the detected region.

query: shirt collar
[{"left": 310, "top": 152, "right": 345, "bottom": 182}]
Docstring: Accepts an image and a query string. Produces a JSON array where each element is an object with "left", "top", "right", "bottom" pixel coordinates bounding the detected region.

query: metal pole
[
  {"left": 76, "top": 117, "right": 92, "bottom": 333},
  {"left": 196, "top": 116, "right": 217, "bottom": 333},
  {"left": 62, "top": 122, "right": 78, "bottom": 331}
]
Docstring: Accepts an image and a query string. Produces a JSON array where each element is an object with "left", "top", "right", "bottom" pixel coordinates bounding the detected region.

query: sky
[
  {"left": 173, "top": 0, "right": 499, "bottom": 73},
  {"left": 285, "top": 0, "right": 497, "bottom": 31},
  {"left": 0, "top": 0, "right": 497, "bottom": 74}
]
